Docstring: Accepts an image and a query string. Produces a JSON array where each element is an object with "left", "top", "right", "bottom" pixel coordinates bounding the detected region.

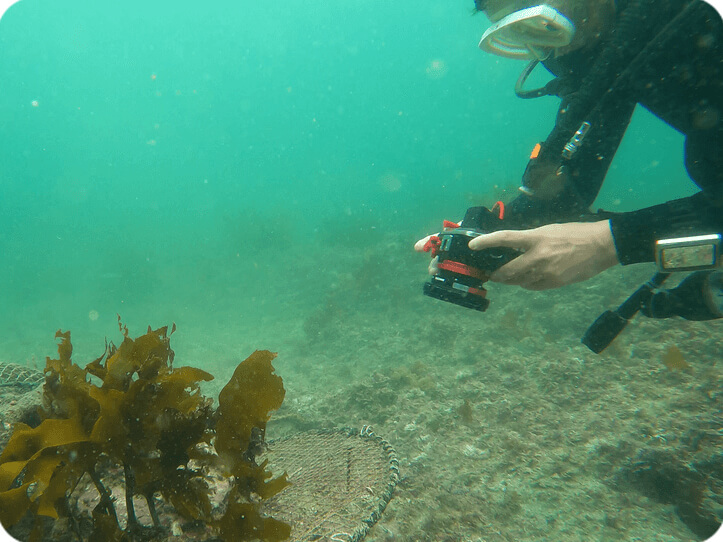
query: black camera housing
[{"left": 423, "top": 206, "right": 520, "bottom": 311}]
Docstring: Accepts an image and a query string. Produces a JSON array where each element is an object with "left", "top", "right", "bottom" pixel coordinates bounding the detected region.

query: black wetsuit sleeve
[
  {"left": 608, "top": 191, "right": 723, "bottom": 265},
  {"left": 505, "top": 97, "right": 637, "bottom": 225},
  {"left": 609, "top": 124, "right": 723, "bottom": 265}
]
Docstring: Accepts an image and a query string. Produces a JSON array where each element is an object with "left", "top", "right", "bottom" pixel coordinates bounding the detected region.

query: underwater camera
[{"left": 422, "top": 205, "right": 520, "bottom": 311}]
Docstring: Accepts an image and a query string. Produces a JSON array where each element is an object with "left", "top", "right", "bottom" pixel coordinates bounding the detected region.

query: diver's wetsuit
[{"left": 507, "top": 0, "right": 723, "bottom": 265}]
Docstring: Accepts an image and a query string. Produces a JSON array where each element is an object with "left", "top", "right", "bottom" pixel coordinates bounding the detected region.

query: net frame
[{"left": 261, "top": 426, "right": 399, "bottom": 542}]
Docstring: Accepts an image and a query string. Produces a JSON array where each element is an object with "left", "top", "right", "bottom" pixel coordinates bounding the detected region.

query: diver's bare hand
[
  {"left": 468, "top": 221, "right": 619, "bottom": 290},
  {"left": 414, "top": 235, "right": 439, "bottom": 274}
]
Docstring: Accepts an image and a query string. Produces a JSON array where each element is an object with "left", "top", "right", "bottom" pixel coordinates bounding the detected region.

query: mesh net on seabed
[
  {"left": 261, "top": 427, "right": 399, "bottom": 542},
  {"left": 0, "top": 362, "right": 44, "bottom": 388}
]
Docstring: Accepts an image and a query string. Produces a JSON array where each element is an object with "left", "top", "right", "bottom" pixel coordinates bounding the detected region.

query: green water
[
  {"left": 0, "top": 0, "right": 698, "bottom": 358},
  {"left": 0, "top": 1, "right": 718, "bottom": 541}
]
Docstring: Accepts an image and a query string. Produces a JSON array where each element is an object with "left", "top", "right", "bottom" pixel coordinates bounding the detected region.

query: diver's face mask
[{"left": 479, "top": 3, "right": 576, "bottom": 60}]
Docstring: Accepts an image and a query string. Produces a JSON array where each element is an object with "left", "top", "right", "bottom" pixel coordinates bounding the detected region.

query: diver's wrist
[{"left": 596, "top": 220, "right": 620, "bottom": 269}]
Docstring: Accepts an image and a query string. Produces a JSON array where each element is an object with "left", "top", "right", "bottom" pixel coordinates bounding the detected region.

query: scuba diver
[{"left": 416, "top": 0, "right": 723, "bottom": 347}]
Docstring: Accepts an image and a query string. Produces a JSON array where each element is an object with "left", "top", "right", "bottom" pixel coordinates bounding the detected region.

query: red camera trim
[{"left": 437, "top": 260, "right": 488, "bottom": 281}]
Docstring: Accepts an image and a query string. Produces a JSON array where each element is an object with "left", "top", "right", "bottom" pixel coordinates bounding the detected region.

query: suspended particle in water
[
  {"left": 31, "top": 100, "right": 39, "bottom": 107},
  {"left": 88, "top": 310, "right": 99, "bottom": 321},
  {"left": 425, "top": 59, "right": 447, "bottom": 80},
  {"left": 379, "top": 172, "right": 402, "bottom": 193}
]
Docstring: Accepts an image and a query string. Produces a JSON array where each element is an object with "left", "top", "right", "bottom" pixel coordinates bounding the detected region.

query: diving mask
[{"left": 479, "top": 4, "right": 575, "bottom": 60}]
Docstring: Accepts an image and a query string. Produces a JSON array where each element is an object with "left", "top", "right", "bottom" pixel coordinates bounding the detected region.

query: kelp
[{"left": 0, "top": 319, "right": 290, "bottom": 541}]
